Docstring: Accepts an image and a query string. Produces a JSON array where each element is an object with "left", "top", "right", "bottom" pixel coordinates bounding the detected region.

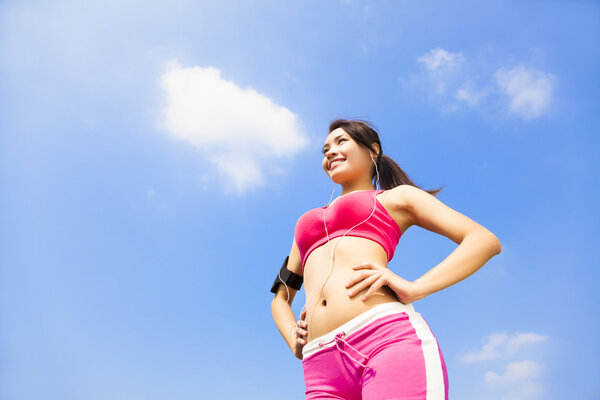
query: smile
[{"left": 329, "top": 158, "right": 345, "bottom": 170}]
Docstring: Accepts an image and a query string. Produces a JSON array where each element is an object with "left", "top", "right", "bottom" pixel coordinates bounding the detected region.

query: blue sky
[{"left": 1, "top": 1, "right": 598, "bottom": 399}]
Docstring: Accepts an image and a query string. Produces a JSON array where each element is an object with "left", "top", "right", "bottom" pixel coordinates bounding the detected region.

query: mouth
[{"left": 329, "top": 158, "right": 345, "bottom": 170}]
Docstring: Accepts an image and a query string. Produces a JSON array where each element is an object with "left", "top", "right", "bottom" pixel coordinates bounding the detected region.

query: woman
[{"left": 271, "top": 119, "right": 502, "bottom": 400}]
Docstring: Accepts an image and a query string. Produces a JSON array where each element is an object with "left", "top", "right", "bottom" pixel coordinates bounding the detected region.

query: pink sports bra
[{"left": 294, "top": 189, "right": 402, "bottom": 271}]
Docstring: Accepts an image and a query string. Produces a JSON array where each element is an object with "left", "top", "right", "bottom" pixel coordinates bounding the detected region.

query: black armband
[{"left": 270, "top": 255, "right": 303, "bottom": 294}]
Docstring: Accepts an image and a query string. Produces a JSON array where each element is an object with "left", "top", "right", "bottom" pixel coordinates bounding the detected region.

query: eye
[{"left": 322, "top": 137, "right": 347, "bottom": 154}]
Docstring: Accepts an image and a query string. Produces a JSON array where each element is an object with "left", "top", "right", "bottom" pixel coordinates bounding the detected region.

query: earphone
[{"left": 279, "top": 151, "right": 381, "bottom": 346}]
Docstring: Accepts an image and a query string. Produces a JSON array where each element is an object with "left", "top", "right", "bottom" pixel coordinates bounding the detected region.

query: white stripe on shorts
[{"left": 404, "top": 307, "right": 446, "bottom": 399}]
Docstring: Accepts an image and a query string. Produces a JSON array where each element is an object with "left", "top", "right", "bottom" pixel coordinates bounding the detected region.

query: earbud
[{"left": 370, "top": 152, "right": 378, "bottom": 163}]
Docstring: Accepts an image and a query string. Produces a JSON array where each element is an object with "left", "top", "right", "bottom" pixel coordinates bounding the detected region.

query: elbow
[
  {"left": 469, "top": 229, "right": 502, "bottom": 255},
  {"left": 490, "top": 235, "right": 502, "bottom": 255},
  {"left": 493, "top": 243, "right": 502, "bottom": 255},
  {"left": 478, "top": 227, "right": 502, "bottom": 255}
]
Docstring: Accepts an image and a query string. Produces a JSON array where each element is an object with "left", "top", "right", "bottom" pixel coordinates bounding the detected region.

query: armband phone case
[{"left": 270, "top": 255, "right": 303, "bottom": 293}]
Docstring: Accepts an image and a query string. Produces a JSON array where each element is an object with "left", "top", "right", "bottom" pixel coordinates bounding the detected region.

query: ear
[{"left": 370, "top": 143, "right": 380, "bottom": 158}]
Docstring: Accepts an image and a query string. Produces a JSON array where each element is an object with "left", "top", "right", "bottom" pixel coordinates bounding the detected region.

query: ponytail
[{"left": 376, "top": 154, "right": 443, "bottom": 196}]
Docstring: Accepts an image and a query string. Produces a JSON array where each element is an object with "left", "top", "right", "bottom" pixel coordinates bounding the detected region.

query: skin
[{"left": 271, "top": 127, "right": 502, "bottom": 360}]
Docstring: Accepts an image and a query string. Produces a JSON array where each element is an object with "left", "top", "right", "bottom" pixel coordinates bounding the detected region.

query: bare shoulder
[
  {"left": 380, "top": 184, "right": 418, "bottom": 217},
  {"left": 382, "top": 184, "right": 414, "bottom": 208},
  {"left": 385, "top": 184, "right": 443, "bottom": 214}
]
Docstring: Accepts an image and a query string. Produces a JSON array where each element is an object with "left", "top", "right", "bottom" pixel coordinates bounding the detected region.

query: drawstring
[{"left": 318, "top": 332, "right": 371, "bottom": 370}]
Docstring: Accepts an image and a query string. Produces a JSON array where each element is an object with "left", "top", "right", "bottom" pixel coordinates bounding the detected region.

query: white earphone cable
[
  {"left": 277, "top": 153, "right": 381, "bottom": 348},
  {"left": 300, "top": 154, "right": 381, "bottom": 334}
]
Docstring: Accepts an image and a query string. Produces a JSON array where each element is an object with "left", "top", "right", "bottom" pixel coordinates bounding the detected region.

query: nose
[{"left": 325, "top": 147, "right": 338, "bottom": 159}]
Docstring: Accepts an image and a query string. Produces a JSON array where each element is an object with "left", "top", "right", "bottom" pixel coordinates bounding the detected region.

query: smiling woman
[{"left": 271, "top": 119, "right": 502, "bottom": 400}]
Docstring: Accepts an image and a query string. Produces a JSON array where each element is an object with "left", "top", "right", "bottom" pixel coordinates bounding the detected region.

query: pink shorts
[{"left": 301, "top": 302, "right": 448, "bottom": 400}]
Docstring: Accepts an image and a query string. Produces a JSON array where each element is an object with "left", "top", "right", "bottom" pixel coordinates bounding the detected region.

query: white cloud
[
  {"left": 461, "top": 332, "right": 508, "bottom": 363},
  {"left": 409, "top": 48, "right": 557, "bottom": 121},
  {"left": 485, "top": 361, "right": 545, "bottom": 400},
  {"left": 416, "top": 48, "right": 465, "bottom": 94},
  {"left": 455, "top": 80, "right": 489, "bottom": 106},
  {"left": 461, "top": 332, "right": 548, "bottom": 363},
  {"left": 417, "top": 48, "right": 464, "bottom": 72},
  {"left": 463, "top": 332, "right": 549, "bottom": 400},
  {"left": 495, "top": 65, "right": 556, "bottom": 119},
  {"left": 485, "top": 360, "right": 544, "bottom": 384},
  {"left": 159, "top": 60, "right": 309, "bottom": 194},
  {"left": 484, "top": 360, "right": 545, "bottom": 400},
  {"left": 501, "top": 381, "right": 544, "bottom": 400},
  {"left": 506, "top": 332, "right": 549, "bottom": 354}
]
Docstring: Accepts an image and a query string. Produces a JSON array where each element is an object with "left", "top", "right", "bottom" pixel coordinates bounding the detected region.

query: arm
[
  {"left": 403, "top": 184, "right": 502, "bottom": 299},
  {"left": 346, "top": 184, "right": 502, "bottom": 303},
  {"left": 271, "top": 237, "right": 308, "bottom": 359}
]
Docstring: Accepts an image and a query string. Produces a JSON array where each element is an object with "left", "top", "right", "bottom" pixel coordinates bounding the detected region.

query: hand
[
  {"left": 345, "top": 262, "right": 424, "bottom": 304},
  {"left": 293, "top": 309, "right": 308, "bottom": 360}
]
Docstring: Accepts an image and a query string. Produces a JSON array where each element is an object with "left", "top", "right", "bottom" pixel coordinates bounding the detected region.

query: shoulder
[
  {"left": 382, "top": 184, "right": 418, "bottom": 209},
  {"left": 383, "top": 184, "right": 439, "bottom": 226},
  {"left": 388, "top": 184, "right": 484, "bottom": 244}
]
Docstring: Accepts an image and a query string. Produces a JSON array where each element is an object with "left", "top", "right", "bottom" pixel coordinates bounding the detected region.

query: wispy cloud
[
  {"left": 461, "top": 332, "right": 508, "bottom": 363},
  {"left": 462, "top": 332, "right": 548, "bottom": 400},
  {"left": 408, "top": 47, "right": 556, "bottom": 121},
  {"left": 417, "top": 48, "right": 465, "bottom": 73},
  {"left": 505, "top": 332, "right": 549, "bottom": 354},
  {"left": 416, "top": 48, "right": 465, "bottom": 95},
  {"left": 485, "top": 360, "right": 544, "bottom": 384},
  {"left": 455, "top": 80, "right": 489, "bottom": 107},
  {"left": 485, "top": 360, "right": 545, "bottom": 400},
  {"left": 495, "top": 65, "right": 556, "bottom": 120},
  {"left": 499, "top": 382, "right": 544, "bottom": 400},
  {"left": 159, "top": 60, "right": 309, "bottom": 194},
  {"left": 461, "top": 332, "right": 548, "bottom": 363}
]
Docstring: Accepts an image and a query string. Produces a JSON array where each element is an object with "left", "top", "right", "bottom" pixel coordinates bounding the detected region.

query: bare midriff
[{"left": 303, "top": 236, "right": 400, "bottom": 342}]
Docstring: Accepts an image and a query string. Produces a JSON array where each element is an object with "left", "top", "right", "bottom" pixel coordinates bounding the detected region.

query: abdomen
[{"left": 303, "top": 236, "right": 400, "bottom": 342}]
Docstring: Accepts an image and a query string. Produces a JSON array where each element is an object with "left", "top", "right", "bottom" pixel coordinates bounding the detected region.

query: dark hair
[{"left": 328, "top": 119, "right": 443, "bottom": 196}]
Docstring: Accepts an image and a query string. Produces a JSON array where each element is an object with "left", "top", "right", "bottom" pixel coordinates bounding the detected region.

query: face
[{"left": 322, "top": 128, "right": 373, "bottom": 184}]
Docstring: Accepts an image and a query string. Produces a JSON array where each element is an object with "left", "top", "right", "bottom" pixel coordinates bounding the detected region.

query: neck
[{"left": 340, "top": 180, "right": 376, "bottom": 196}]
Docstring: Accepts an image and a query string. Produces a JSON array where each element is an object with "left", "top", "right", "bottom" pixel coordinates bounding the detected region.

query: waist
[
  {"left": 302, "top": 301, "right": 416, "bottom": 359},
  {"left": 305, "top": 285, "right": 399, "bottom": 340}
]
